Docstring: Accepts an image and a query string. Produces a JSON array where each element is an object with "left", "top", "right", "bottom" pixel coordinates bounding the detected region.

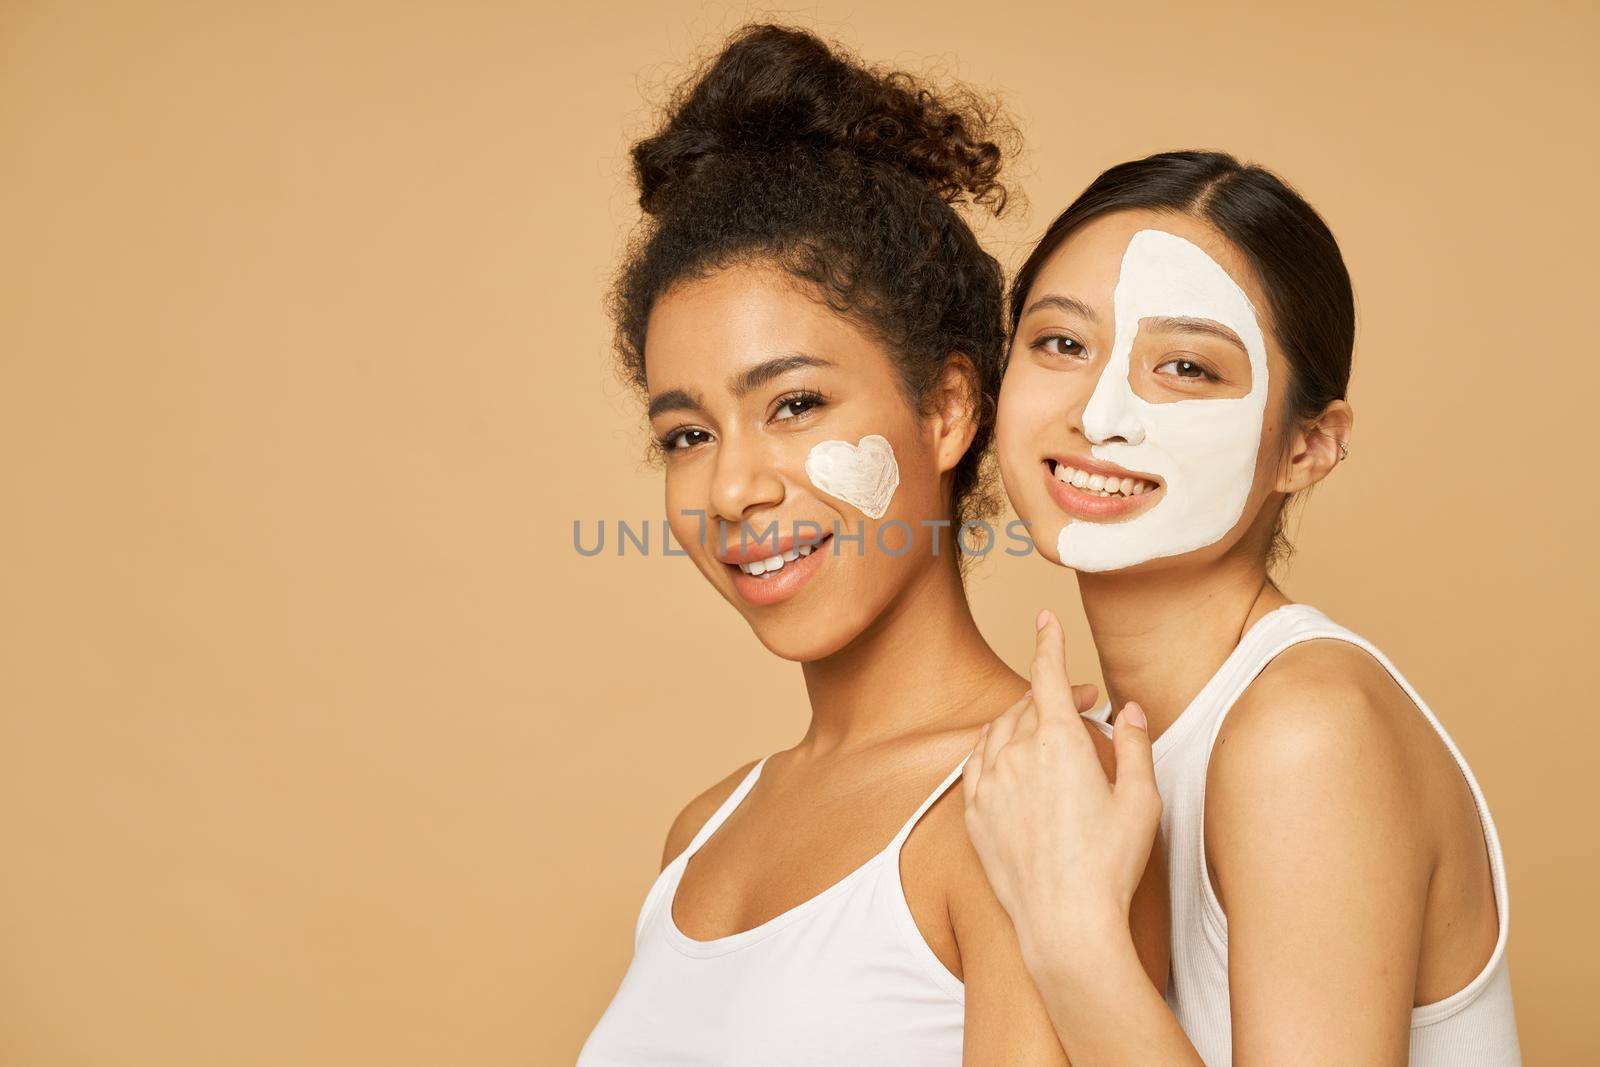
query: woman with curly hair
[{"left": 578, "top": 24, "right": 1167, "bottom": 1065}]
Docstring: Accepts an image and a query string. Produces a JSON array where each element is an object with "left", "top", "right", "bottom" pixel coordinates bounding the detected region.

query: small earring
[{"left": 1338, "top": 441, "right": 1349, "bottom": 461}]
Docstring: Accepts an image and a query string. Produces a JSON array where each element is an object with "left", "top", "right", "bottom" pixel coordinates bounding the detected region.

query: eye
[
  {"left": 1155, "top": 357, "right": 1219, "bottom": 382},
  {"left": 660, "top": 427, "right": 713, "bottom": 451},
  {"left": 1034, "top": 334, "right": 1089, "bottom": 360},
  {"left": 773, "top": 390, "right": 825, "bottom": 421}
]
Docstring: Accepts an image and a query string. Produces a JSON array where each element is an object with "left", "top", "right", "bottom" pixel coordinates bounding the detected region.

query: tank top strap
[
  {"left": 678, "top": 755, "right": 769, "bottom": 866},
  {"left": 1152, "top": 603, "right": 1333, "bottom": 761},
  {"left": 633, "top": 755, "right": 769, "bottom": 946},
  {"left": 887, "top": 752, "right": 972, "bottom": 854},
  {"left": 1209, "top": 603, "right": 1335, "bottom": 700},
  {"left": 1194, "top": 603, "right": 1374, "bottom": 756}
]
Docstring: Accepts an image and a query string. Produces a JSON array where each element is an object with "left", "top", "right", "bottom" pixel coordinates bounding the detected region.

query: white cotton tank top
[
  {"left": 1087, "top": 603, "right": 1519, "bottom": 1065},
  {"left": 577, "top": 753, "right": 970, "bottom": 1066}
]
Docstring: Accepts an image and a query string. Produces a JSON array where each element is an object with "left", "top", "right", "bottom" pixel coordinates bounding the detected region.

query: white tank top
[
  {"left": 577, "top": 752, "right": 970, "bottom": 1065},
  {"left": 1087, "top": 602, "right": 1520, "bottom": 1065}
]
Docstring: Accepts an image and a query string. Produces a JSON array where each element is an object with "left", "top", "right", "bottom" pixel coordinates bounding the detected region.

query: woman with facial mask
[
  {"left": 962, "top": 152, "right": 1521, "bottom": 1064},
  {"left": 577, "top": 26, "right": 1168, "bottom": 1065}
]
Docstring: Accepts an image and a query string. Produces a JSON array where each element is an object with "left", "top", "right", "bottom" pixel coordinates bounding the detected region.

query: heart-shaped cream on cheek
[{"left": 804, "top": 434, "right": 901, "bottom": 520}]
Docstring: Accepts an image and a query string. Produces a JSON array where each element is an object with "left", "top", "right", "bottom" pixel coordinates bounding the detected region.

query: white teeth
[
  {"left": 738, "top": 547, "right": 813, "bottom": 577},
  {"left": 1052, "top": 463, "right": 1156, "bottom": 499}
]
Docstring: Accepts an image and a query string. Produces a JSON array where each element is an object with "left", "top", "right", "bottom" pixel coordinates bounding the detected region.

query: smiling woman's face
[
  {"left": 644, "top": 264, "right": 964, "bottom": 661},
  {"left": 997, "top": 209, "right": 1294, "bottom": 574}
]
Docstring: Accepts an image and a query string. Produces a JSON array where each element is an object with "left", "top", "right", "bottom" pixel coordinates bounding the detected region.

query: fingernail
[
  {"left": 1035, "top": 609, "right": 1051, "bottom": 631},
  {"left": 1122, "top": 702, "right": 1147, "bottom": 730}
]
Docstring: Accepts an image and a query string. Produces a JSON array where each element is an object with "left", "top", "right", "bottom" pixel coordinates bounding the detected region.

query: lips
[
  {"left": 1042, "top": 457, "right": 1164, "bottom": 522},
  {"left": 725, "top": 533, "right": 833, "bottom": 607},
  {"left": 716, "top": 531, "right": 826, "bottom": 567}
]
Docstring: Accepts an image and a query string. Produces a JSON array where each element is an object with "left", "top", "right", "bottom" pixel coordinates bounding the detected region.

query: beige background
[{"left": 2, "top": 1, "right": 1595, "bottom": 1064}]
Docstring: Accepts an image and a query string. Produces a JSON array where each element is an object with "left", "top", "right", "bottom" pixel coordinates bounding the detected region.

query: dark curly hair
[{"left": 611, "top": 23, "right": 1017, "bottom": 525}]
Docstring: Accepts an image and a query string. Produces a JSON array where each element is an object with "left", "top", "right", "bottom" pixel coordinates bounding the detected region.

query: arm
[
  {"left": 964, "top": 611, "right": 1201, "bottom": 1065},
  {"left": 1204, "top": 664, "right": 1427, "bottom": 1064},
  {"left": 1085, "top": 726, "right": 1170, "bottom": 995},
  {"left": 937, "top": 718, "right": 1171, "bottom": 1065},
  {"left": 940, "top": 787, "right": 1074, "bottom": 1066},
  {"left": 971, "top": 614, "right": 1434, "bottom": 1066}
]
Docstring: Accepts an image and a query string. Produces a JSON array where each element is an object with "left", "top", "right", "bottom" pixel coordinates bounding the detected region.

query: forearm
[{"left": 1019, "top": 914, "right": 1203, "bottom": 1067}]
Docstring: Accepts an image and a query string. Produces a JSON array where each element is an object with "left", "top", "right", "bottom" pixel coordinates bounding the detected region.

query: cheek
[
  {"left": 1253, "top": 413, "right": 1292, "bottom": 491},
  {"left": 662, "top": 467, "right": 708, "bottom": 545},
  {"left": 997, "top": 368, "right": 1058, "bottom": 456}
]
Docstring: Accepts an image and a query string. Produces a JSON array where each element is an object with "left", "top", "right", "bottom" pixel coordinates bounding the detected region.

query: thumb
[{"left": 1112, "top": 701, "right": 1157, "bottom": 799}]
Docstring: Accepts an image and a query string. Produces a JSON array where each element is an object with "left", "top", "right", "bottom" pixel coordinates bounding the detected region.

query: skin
[
  {"left": 965, "top": 207, "right": 1500, "bottom": 1065},
  {"left": 642, "top": 261, "right": 1169, "bottom": 1063}
]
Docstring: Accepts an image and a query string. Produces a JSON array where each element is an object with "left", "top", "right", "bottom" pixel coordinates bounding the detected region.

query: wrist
[{"left": 1015, "top": 901, "right": 1135, "bottom": 986}]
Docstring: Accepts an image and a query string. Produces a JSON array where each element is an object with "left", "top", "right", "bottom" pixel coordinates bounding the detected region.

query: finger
[
  {"left": 982, "top": 691, "right": 1031, "bottom": 771},
  {"left": 962, "top": 724, "right": 987, "bottom": 804},
  {"left": 1018, "top": 698, "right": 1039, "bottom": 736},
  {"left": 1029, "top": 609, "right": 1077, "bottom": 722},
  {"left": 1072, "top": 682, "right": 1100, "bottom": 714},
  {"left": 1112, "top": 701, "right": 1158, "bottom": 802}
]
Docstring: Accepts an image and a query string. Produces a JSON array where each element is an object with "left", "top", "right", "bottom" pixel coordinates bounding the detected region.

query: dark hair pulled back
[
  {"left": 612, "top": 23, "right": 1017, "bottom": 523},
  {"left": 1009, "top": 150, "right": 1355, "bottom": 564}
]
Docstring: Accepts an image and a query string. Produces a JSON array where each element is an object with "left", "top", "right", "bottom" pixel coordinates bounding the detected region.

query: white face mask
[{"left": 1057, "top": 228, "right": 1269, "bottom": 572}]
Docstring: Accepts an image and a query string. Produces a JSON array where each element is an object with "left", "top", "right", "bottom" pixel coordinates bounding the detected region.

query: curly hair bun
[{"left": 632, "top": 24, "right": 1010, "bottom": 217}]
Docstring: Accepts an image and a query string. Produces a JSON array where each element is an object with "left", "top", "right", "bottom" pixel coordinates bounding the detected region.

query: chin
[
  {"left": 745, "top": 616, "right": 862, "bottom": 663},
  {"left": 1030, "top": 528, "right": 1066, "bottom": 568}
]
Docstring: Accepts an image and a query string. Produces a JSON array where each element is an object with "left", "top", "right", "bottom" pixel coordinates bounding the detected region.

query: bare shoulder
[
  {"left": 1216, "top": 637, "right": 1422, "bottom": 783},
  {"left": 1207, "top": 638, "right": 1439, "bottom": 896},
  {"left": 660, "top": 758, "right": 762, "bottom": 870}
]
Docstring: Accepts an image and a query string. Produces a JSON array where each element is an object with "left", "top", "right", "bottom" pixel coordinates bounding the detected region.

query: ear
[
  {"left": 930, "top": 354, "right": 983, "bottom": 474},
  {"left": 1276, "top": 399, "right": 1353, "bottom": 494}
]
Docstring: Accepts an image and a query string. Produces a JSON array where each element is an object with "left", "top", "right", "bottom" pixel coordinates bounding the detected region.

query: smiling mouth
[
  {"left": 722, "top": 533, "right": 833, "bottom": 608},
  {"left": 730, "top": 536, "right": 827, "bottom": 578},
  {"left": 1042, "top": 458, "right": 1164, "bottom": 522},
  {"left": 1046, "top": 459, "right": 1159, "bottom": 498}
]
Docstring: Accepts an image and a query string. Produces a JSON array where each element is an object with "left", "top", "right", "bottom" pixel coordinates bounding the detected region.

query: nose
[
  {"left": 1080, "top": 359, "right": 1146, "bottom": 447},
  {"left": 708, "top": 432, "right": 786, "bottom": 531}
]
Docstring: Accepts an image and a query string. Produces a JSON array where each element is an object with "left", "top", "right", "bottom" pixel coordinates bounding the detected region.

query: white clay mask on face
[
  {"left": 1057, "top": 228, "right": 1269, "bottom": 572},
  {"left": 805, "top": 434, "right": 900, "bottom": 519}
]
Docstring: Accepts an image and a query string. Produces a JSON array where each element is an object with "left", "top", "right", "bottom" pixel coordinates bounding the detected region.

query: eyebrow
[
  {"left": 646, "top": 388, "right": 702, "bottom": 420},
  {"left": 729, "top": 352, "right": 833, "bottom": 397},
  {"left": 1020, "top": 294, "right": 1101, "bottom": 322},
  {"left": 645, "top": 352, "right": 834, "bottom": 420},
  {"left": 1142, "top": 315, "right": 1247, "bottom": 353}
]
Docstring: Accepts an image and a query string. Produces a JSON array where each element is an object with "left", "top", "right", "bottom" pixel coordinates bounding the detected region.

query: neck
[
  {"left": 798, "top": 555, "right": 1023, "bottom": 758},
  {"left": 1076, "top": 539, "right": 1288, "bottom": 741}
]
